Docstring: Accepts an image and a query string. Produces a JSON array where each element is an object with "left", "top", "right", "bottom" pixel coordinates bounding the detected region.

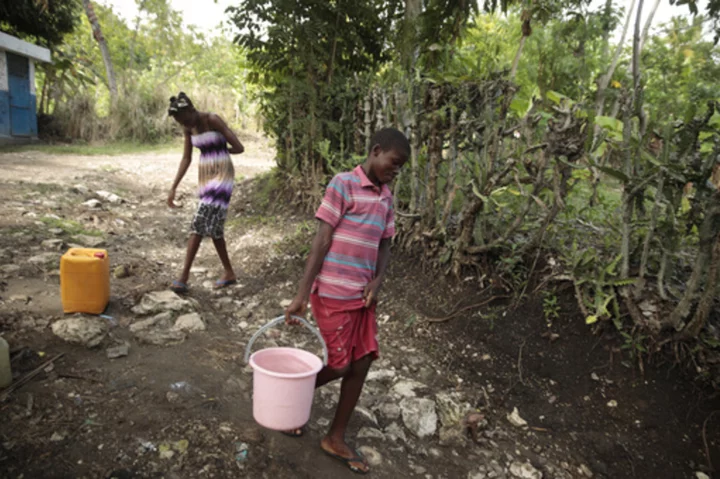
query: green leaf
[
  {"left": 595, "top": 115, "right": 623, "bottom": 132},
  {"left": 585, "top": 315, "right": 598, "bottom": 325},
  {"left": 547, "top": 90, "right": 567, "bottom": 105},
  {"left": 597, "top": 166, "right": 630, "bottom": 183}
]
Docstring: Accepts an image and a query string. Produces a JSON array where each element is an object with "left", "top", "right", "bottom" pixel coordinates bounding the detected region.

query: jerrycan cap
[{"left": 94, "top": 252, "right": 106, "bottom": 259}]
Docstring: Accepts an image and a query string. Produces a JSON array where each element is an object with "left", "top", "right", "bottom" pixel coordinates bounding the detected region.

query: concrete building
[{"left": 0, "top": 32, "right": 51, "bottom": 144}]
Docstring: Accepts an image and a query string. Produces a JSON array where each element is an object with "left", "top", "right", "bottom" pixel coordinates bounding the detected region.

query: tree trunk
[
  {"left": 363, "top": 91, "right": 372, "bottom": 153},
  {"left": 423, "top": 87, "right": 443, "bottom": 228},
  {"left": 82, "top": 0, "right": 117, "bottom": 103},
  {"left": 510, "top": 12, "right": 532, "bottom": 81},
  {"left": 681, "top": 233, "right": 720, "bottom": 339},
  {"left": 594, "top": 0, "right": 637, "bottom": 120},
  {"left": 640, "top": 0, "right": 661, "bottom": 52}
]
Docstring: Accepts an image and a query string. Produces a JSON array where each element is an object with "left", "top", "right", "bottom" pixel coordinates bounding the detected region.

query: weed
[
  {"left": 542, "top": 291, "right": 560, "bottom": 326},
  {"left": 41, "top": 217, "right": 102, "bottom": 237}
]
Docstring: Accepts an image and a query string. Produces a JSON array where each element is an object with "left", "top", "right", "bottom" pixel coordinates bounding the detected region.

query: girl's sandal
[
  {"left": 214, "top": 279, "right": 237, "bottom": 290},
  {"left": 281, "top": 426, "right": 306, "bottom": 438},
  {"left": 170, "top": 280, "right": 189, "bottom": 294}
]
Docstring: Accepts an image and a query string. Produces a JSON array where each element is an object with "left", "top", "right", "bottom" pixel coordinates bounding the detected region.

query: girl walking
[{"left": 166, "top": 92, "right": 244, "bottom": 293}]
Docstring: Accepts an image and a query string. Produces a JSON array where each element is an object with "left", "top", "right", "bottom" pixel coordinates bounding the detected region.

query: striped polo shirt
[{"left": 313, "top": 165, "right": 395, "bottom": 300}]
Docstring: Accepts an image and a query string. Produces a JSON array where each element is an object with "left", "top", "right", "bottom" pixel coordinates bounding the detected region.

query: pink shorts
[{"left": 310, "top": 293, "right": 379, "bottom": 370}]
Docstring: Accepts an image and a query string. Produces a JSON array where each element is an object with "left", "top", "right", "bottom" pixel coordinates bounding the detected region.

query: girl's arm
[
  {"left": 208, "top": 113, "right": 245, "bottom": 154},
  {"left": 168, "top": 130, "right": 193, "bottom": 208}
]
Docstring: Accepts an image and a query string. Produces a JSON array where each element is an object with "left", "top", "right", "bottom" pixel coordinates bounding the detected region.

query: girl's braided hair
[{"left": 168, "top": 92, "right": 194, "bottom": 117}]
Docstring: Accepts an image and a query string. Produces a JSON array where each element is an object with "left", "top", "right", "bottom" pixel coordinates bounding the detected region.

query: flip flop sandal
[
  {"left": 214, "top": 279, "right": 237, "bottom": 289},
  {"left": 281, "top": 426, "right": 306, "bottom": 438},
  {"left": 322, "top": 448, "right": 369, "bottom": 475},
  {"left": 170, "top": 280, "right": 189, "bottom": 294}
]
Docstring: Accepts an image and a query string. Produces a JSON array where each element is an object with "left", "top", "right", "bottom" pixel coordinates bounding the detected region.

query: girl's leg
[
  {"left": 211, "top": 237, "right": 236, "bottom": 282},
  {"left": 178, "top": 234, "right": 202, "bottom": 284}
]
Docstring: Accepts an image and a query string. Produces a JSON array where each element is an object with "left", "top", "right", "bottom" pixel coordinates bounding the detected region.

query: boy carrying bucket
[{"left": 285, "top": 127, "right": 409, "bottom": 475}]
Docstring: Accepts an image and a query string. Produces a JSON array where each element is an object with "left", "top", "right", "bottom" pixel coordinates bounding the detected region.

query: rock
[
  {"left": 439, "top": 426, "right": 466, "bottom": 447},
  {"left": 238, "top": 426, "right": 265, "bottom": 444},
  {"left": 280, "top": 299, "right": 292, "bottom": 308},
  {"left": 510, "top": 461, "right": 542, "bottom": 479},
  {"left": 358, "top": 427, "right": 385, "bottom": 440},
  {"left": 436, "top": 391, "right": 470, "bottom": 428},
  {"left": 375, "top": 402, "right": 401, "bottom": 421},
  {"left": 72, "top": 235, "right": 105, "bottom": 248},
  {"left": 696, "top": 473, "right": 710, "bottom": 479},
  {"left": 129, "top": 312, "right": 174, "bottom": 333},
  {"left": 0, "top": 264, "right": 20, "bottom": 276},
  {"left": 83, "top": 199, "right": 102, "bottom": 209},
  {"left": 72, "top": 185, "right": 89, "bottom": 195},
  {"left": 96, "top": 190, "right": 124, "bottom": 204},
  {"left": 579, "top": 464, "right": 593, "bottom": 477},
  {"left": 507, "top": 407, "right": 528, "bottom": 428},
  {"left": 367, "top": 369, "right": 396, "bottom": 382},
  {"left": 173, "top": 313, "right": 206, "bottom": 332},
  {"left": 114, "top": 265, "right": 131, "bottom": 279},
  {"left": 400, "top": 397, "right": 437, "bottom": 438},
  {"left": 469, "top": 473, "right": 488, "bottom": 479},
  {"left": 384, "top": 422, "right": 407, "bottom": 443},
  {"left": 50, "top": 432, "right": 66, "bottom": 442},
  {"left": 357, "top": 446, "right": 382, "bottom": 467},
  {"left": 134, "top": 328, "right": 186, "bottom": 346},
  {"left": 355, "top": 406, "right": 379, "bottom": 426},
  {"left": 42, "top": 239, "right": 64, "bottom": 250},
  {"left": 106, "top": 343, "right": 129, "bottom": 359},
  {"left": 391, "top": 379, "right": 427, "bottom": 398},
  {"left": 166, "top": 391, "right": 180, "bottom": 403},
  {"left": 52, "top": 316, "right": 107, "bottom": 348},
  {"left": 132, "top": 291, "right": 191, "bottom": 315},
  {"left": 9, "top": 295, "right": 30, "bottom": 303},
  {"left": 28, "top": 253, "right": 57, "bottom": 266},
  {"left": 606, "top": 400, "right": 618, "bottom": 408}
]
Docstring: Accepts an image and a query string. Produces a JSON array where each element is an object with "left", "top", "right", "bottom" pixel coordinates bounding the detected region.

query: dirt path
[{"left": 0, "top": 141, "right": 718, "bottom": 479}]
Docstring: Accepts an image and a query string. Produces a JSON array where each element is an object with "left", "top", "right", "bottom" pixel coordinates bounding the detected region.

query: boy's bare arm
[
  {"left": 285, "top": 220, "right": 334, "bottom": 323},
  {"left": 363, "top": 238, "right": 391, "bottom": 307}
]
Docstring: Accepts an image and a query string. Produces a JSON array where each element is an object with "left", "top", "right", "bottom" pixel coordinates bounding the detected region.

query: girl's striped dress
[{"left": 190, "top": 130, "right": 235, "bottom": 239}]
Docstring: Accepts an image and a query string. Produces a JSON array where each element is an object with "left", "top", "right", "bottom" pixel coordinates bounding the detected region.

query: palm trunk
[{"left": 82, "top": 0, "right": 117, "bottom": 103}]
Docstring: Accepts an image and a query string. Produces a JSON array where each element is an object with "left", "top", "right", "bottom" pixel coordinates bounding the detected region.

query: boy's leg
[
  {"left": 211, "top": 237, "right": 236, "bottom": 282},
  {"left": 178, "top": 234, "right": 202, "bottom": 284},
  {"left": 320, "top": 354, "right": 373, "bottom": 473}
]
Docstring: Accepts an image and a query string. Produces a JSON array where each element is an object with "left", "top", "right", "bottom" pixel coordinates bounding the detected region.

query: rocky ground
[{"left": 0, "top": 137, "right": 718, "bottom": 479}]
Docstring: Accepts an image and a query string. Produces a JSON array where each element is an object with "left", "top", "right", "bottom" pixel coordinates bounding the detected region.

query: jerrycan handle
[{"left": 244, "top": 315, "right": 328, "bottom": 366}]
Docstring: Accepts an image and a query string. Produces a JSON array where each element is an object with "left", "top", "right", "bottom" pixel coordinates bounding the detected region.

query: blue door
[{"left": 7, "top": 53, "right": 31, "bottom": 137}]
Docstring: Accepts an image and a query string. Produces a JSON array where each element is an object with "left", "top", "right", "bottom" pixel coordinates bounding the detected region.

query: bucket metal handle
[{"left": 244, "top": 315, "right": 328, "bottom": 365}]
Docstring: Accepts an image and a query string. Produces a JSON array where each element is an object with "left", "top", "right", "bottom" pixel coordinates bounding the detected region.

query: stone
[
  {"left": 355, "top": 406, "right": 379, "bottom": 426},
  {"left": 9, "top": 295, "right": 30, "bottom": 303},
  {"left": 579, "top": 464, "right": 593, "bottom": 477},
  {"left": 50, "top": 432, "right": 66, "bottom": 442},
  {"left": 436, "top": 391, "right": 470, "bottom": 428},
  {"left": 696, "top": 473, "right": 710, "bottom": 479},
  {"left": 106, "top": 343, "right": 129, "bottom": 359},
  {"left": 114, "top": 265, "right": 131, "bottom": 279},
  {"left": 134, "top": 328, "right": 186, "bottom": 346},
  {"left": 606, "top": 400, "right": 618, "bottom": 408},
  {"left": 131, "top": 291, "right": 192, "bottom": 315},
  {"left": 367, "top": 369, "right": 396, "bottom": 382},
  {"left": 52, "top": 316, "right": 107, "bottom": 348},
  {"left": 357, "top": 428, "right": 386, "bottom": 440},
  {"left": 280, "top": 299, "right": 292, "bottom": 308},
  {"left": 83, "top": 199, "right": 102, "bottom": 209},
  {"left": 72, "top": 235, "right": 105, "bottom": 248},
  {"left": 28, "top": 253, "right": 58, "bottom": 266},
  {"left": 173, "top": 313, "right": 206, "bottom": 332},
  {"left": 384, "top": 422, "right": 407, "bottom": 443},
  {"left": 439, "top": 426, "right": 466, "bottom": 447},
  {"left": 357, "top": 446, "right": 382, "bottom": 467},
  {"left": 510, "top": 461, "right": 542, "bottom": 479},
  {"left": 400, "top": 398, "right": 437, "bottom": 438},
  {"left": 0, "top": 264, "right": 20, "bottom": 275},
  {"left": 72, "top": 185, "right": 89, "bottom": 195},
  {"left": 392, "top": 379, "right": 427, "bottom": 398},
  {"left": 507, "top": 408, "right": 528, "bottom": 428},
  {"left": 42, "top": 239, "right": 64, "bottom": 250},
  {"left": 375, "top": 402, "right": 402, "bottom": 421},
  {"left": 129, "top": 312, "right": 174, "bottom": 333},
  {"left": 96, "top": 190, "right": 124, "bottom": 204}
]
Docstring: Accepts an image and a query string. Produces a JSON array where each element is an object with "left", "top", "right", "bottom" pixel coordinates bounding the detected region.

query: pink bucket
[{"left": 245, "top": 316, "right": 328, "bottom": 431}]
